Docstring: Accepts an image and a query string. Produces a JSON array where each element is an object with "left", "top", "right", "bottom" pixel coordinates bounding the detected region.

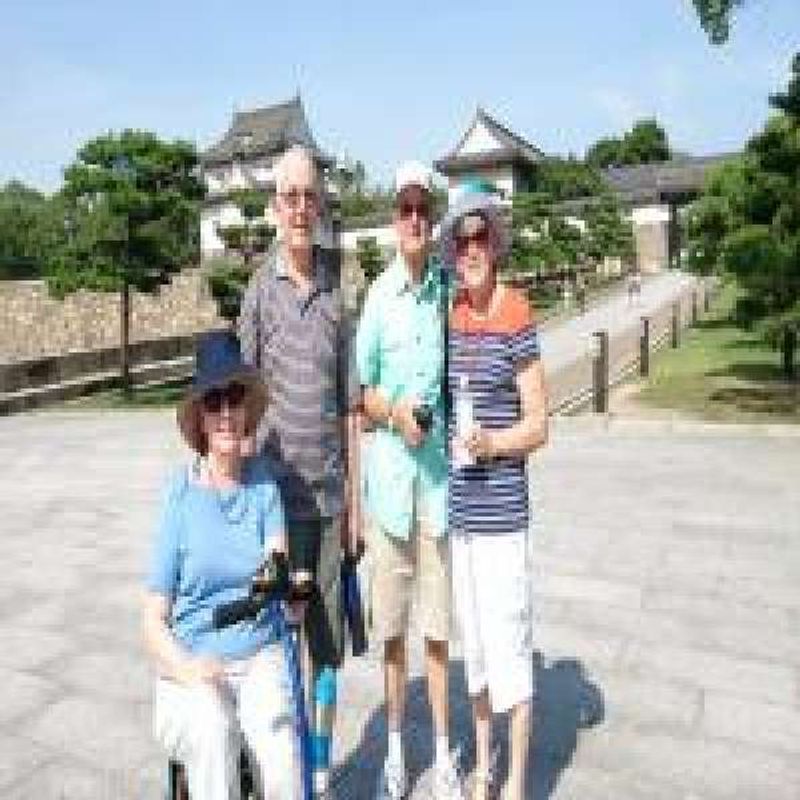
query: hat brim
[
  {"left": 177, "top": 369, "right": 268, "bottom": 454},
  {"left": 439, "top": 193, "right": 510, "bottom": 268}
]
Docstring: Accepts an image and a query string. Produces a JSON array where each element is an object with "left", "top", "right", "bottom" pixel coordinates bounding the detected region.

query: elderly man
[
  {"left": 356, "top": 162, "right": 463, "bottom": 800},
  {"left": 238, "top": 145, "right": 359, "bottom": 798}
]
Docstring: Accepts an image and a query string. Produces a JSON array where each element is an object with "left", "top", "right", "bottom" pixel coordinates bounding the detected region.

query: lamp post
[{"left": 112, "top": 155, "right": 134, "bottom": 397}]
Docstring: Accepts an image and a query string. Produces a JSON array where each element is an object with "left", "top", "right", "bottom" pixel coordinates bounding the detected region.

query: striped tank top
[{"left": 447, "top": 286, "right": 540, "bottom": 535}]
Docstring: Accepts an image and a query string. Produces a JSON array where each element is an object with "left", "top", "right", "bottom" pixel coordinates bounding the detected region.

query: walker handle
[{"left": 212, "top": 597, "right": 257, "bottom": 628}]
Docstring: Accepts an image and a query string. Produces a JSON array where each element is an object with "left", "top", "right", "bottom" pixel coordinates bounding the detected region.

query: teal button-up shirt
[{"left": 356, "top": 254, "right": 448, "bottom": 540}]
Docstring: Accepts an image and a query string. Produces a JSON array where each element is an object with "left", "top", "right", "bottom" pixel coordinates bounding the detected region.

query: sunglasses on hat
[{"left": 201, "top": 382, "right": 247, "bottom": 414}]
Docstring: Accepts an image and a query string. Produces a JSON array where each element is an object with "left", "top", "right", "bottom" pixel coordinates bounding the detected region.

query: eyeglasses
[
  {"left": 278, "top": 188, "right": 319, "bottom": 209},
  {"left": 455, "top": 227, "right": 490, "bottom": 255},
  {"left": 201, "top": 382, "right": 247, "bottom": 414},
  {"left": 398, "top": 202, "right": 430, "bottom": 221}
]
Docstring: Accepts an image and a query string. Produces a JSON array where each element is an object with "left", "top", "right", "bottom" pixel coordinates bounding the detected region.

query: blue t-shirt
[{"left": 146, "top": 455, "right": 285, "bottom": 660}]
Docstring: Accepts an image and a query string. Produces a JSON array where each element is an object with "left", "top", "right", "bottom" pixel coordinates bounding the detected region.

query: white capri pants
[
  {"left": 154, "top": 643, "right": 299, "bottom": 800},
  {"left": 450, "top": 528, "right": 534, "bottom": 713}
]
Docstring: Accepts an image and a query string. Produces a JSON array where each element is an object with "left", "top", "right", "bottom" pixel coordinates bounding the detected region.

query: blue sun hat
[
  {"left": 177, "top": 330, "right": 267, "bottom": 453},
  {"left": 439, "top": 178, "right": 511, "bottom": 269}
]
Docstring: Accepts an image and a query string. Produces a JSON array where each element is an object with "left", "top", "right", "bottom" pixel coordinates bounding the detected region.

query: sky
[{"left": 2, "top": 0, "right": 798, "bottom": 192}]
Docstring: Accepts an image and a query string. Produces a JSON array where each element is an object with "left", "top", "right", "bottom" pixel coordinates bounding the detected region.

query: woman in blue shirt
[{"left": 142, "top": 331, "right": 303, "bottom": 800}]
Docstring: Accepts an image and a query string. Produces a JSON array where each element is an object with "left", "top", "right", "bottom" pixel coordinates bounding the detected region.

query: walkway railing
[
  {"left": 0, "top": 333, "right": 209, "bottom": 414},
  {"left": 548, "top": 280, "right": 716, "bottom": 415}
]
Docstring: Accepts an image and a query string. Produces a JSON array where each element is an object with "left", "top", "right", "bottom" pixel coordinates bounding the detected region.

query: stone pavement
[
  {"left": 539, "top": 271, "right": 696, "bottom": 371},
  {"left": 0, "top": 411, "right": 798, "bottom": 799}
]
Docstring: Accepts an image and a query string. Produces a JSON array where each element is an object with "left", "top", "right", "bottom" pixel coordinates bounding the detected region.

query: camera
[
  {"left": 213, "top": 550, "right": 315, "bottom": 628},
  {"left": 412, "top": 404, "right": 433, "bottom": 433}
]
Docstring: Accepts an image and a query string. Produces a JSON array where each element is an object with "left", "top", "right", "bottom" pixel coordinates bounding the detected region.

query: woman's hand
[
  {"left": 285, "top": 599, "right": 307, "bottom": 625},
  {"left": 144, "top": 592, "right": 224, "bottom": 687},
  {"left": 177, "top": 654, "right": 224, "bottom": 686},
  {"left": 465, "top": 425, "right": 496, "bottom": 461}
]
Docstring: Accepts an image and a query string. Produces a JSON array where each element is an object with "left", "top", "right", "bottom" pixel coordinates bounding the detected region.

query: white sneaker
[
  {"left": 375, "top": 757, "right": 407, "bottom": 800},
  {"left": 434, "top": 750, "right": 466, "bottom": 800},
  {"left": 313, "top": 768, "right": 330, "bottom": 799},
  {"left": 470, "top": 750, "right": 499, "bottom": 800}
]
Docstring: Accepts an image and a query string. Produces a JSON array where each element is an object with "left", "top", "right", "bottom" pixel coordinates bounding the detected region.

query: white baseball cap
[{"left": 394, "top": 160, "right": 433, "bottom": 194}]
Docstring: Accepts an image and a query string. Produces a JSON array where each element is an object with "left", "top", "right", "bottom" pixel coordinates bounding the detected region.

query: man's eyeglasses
[
  {"left": 455, "top": 227, "right": 490, "bottom": 255},
  {"left": 398, "top": 202, "right": 430, "bottom": 221},
  {"left": 202, "top": 382, "right": 247, "bottom": 414},
  {"left": 278, "top": 188, "right": 320, "bottom": 209}
]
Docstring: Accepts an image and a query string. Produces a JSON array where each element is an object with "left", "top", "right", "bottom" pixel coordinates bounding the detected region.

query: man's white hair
[{"left": 273, "top": 144, "right": 320, "bottom": 194}]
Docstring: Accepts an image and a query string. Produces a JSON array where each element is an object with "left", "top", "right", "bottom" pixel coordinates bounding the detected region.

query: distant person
[
  {"left": 142, "top": 331, "right": 304, "bottom": 799},
  {"left": 441, "top": 183, "right": 548, "bottom": 800},
  {"left": 356, "top": 161, "right": 464, "bottom": 800},
  {"left": 575, "top": 273, "right": 587, "bottom": 314},
  {"left": 627, "top": 268, "right": 642, "bottom": 306}
]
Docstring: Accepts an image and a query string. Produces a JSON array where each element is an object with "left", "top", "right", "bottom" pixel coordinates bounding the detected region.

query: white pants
[
  {"left": 154, "top": 644, "right": 299, "bottom": 800},
  {"left": 450, "top": 529, "right": 534, "bottom": 713}
]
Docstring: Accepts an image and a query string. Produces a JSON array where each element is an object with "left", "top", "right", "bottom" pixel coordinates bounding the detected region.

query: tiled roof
[
  {"left": 203, "top": 95, "right": 331, "bottom": 166},
  {"left": 602, "top": 153, "right": 737, "bottom": 203},
  {"left": 435, "top": 107, "right": 544, "bottom": 174}
]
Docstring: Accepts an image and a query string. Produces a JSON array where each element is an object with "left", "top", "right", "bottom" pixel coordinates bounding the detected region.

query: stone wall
[{"left": 0, "top": 269, "right": 223, "bottom": 364}]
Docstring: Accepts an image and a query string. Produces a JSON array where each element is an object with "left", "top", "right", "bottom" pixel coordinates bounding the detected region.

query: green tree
[
  {"left": 331, "top": 158, "right": 398, "bottom": 224},
  {"left": 508, "top": 192, "right": 583, "bottom": 293},
  {"left": 46, "top": 129, "right": 204, "bottom": 392},
  {"left": 692, "top": 0, "right": 747, "bottom": 45},
  {"left": 623, "top": 119, "right": 672, "bottom": 164},
  {"left": 208, "top": 189, "right": 275, "bottom": 323},
  {"left": 586, "top": 119, "right": 671, "bottom": 168},
  {"left": 585, "top": 137, "right": 625, "bottom": 170},
  {"left": 332, "top": 158, "right": 367, "bottom": 197},
  {"left": 206, "top": 256, "right": 252, "bottom": 323},
  {"left": 687, "top": 53, "right": 800, "bottom": 377},
  {"left": 356, "top": 236, "right": 385, "bottom": 284},
  {"left": 0, "top": 181, "right": 51, "bottom": 279},
  {"left": 537, "top": 156, "right": 604, "bottom": 200},
  {"left": 510, "top": 177, "right": 634, "bottom": 313},
  {"left": 583, "top": 191, "right": 636, "bottom": 268},
  {"left": 685, "top": 158, "right": 749, "bottom": 274}
]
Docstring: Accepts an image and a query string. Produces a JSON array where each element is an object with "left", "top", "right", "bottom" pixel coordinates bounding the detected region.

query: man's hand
[
  {"left": 392, "top": 397, "right": 424, "bottom": 448},
  {"left": 177, "top": 655, "right": 224, "bottom": 686},
  {"left": 285, "top": 599, "right": 308, "bottom": 625}
]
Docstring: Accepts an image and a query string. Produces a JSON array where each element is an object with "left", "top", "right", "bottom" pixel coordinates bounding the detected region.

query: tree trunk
[
  {"left": 120, "top": 280, "right": 131, "bottom": 396},
  {"left": 782, "top": 327, "right": 797, "bottom": 381}
]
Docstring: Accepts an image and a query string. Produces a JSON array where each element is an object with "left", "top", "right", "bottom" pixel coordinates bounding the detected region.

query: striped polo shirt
[
  {"left": 238, "top": 245, "right": 357, "bottom": 522},
  {"left": 447, "top": 286, "right": 540, "bottom": 536}
]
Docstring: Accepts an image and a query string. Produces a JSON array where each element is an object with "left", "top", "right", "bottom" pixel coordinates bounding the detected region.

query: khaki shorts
[{"left": 368, "top": 512, "right": 451, "bottom": 644}]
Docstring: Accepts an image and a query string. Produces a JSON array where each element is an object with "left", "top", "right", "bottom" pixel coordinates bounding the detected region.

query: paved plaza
[{"left": 0, "top": 410, "right": 798, "bottom": 798}]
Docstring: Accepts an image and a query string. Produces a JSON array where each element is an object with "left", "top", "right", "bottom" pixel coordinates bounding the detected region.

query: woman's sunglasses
[
  {"left": 455, "top": 226, "right": 490, "bottom": 255},
  {"left": 201, "top": 382, "right": 247, "bottom": 414}
]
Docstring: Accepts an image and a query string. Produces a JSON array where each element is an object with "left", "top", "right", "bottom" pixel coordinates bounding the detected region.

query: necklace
[{"left": 195, "top": 457, "right": 251, "bottom": 525}]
